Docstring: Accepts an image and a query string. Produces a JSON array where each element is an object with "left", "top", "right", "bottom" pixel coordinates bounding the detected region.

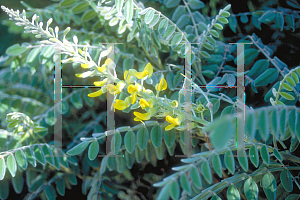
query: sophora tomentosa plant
[{"left": 0, "top": 0, "right": 300, "bottom": 200}]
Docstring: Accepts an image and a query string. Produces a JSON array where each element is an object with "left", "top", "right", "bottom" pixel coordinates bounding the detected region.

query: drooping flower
[
  {"left": 114, "top": 99, "right": 130, "bottom": 110},
  {"left": 165, "top": 115, "right": 181, "bottom": 131},
  {"left": 107, "top": 81, "right": 126, "bottom": 95},
  {"left": 127, "top": 83, "right": 145, "bottom": 104},
  {"left": 133, "top": 108, "right": 156, "bottom": 123},
  {"left": 139, "top": 98, "right": 153, "bottom": 109},
  {"left": 98, "top": 58, "right": 113, "bottom": 73},
  {"left": 88, "top": 86, "right": 107, "bottom": 97},
  {"left": 124, "top": 69, "right": 137, "bottom": 84},
  {"left": 134, "top": 63, "right": 153, "bottom": 80},
  {"left": 94, "top": 78, "right": 107, "bottom": 86},
  {"left": 155, "top": 78, "right": 167, "bottom": 91},
  {"left": 170, "top": 100, "right": 178, "bottom": 108}
]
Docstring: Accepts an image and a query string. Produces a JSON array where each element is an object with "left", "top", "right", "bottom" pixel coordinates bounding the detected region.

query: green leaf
[
  {"left": 154, "top": 143, "right": 166, "bottom": 160},
  {"left": 171, "top": 33, "right": 183, "bottom": 49},
  {"left": 116, "top": 156, "right": 126, "bottom": 173},
  {"left": 15, "top": 149, "right": 28, "bottom": 170},
  {"left": 66, "top": 141, "right": 90, "bottom": 156},
  {"left": 262, "top": 173, "right": 276, "bottom": 200},
  {"left": 33, "top": 145, "right": 46, "bottom": 165},
  {"left": 116, "top": 0, "right": 124, "bottom": 15},
  {"left": 158, "top": 19, "right": 168, "bottom": 35},
  {"left": 125, "top": 150, "right": 135, "bottom": 169},
  {"left": 227, "top": 185, "right": 240, "bottom": 200},
  {"left": 208, "top": 116, "right": 234, "bottom": 149},
  {"left": 188, "top": 0, "right": 205, "bottom": 9},
  {"left": 12, "top": 171, "right": 24, "bottom": 194},
  {"left": 286, "top": 76, "right": 296, "bottom": 87},
  {"left": 6, "top": 44, "right": 27, "bottom": 56},
  {"left": 81, "top": 9, "right": 97, "bottom": 22},
  {"left": 218, "top": 16, "right": 229, "bottom": 24},
  {"left": 235, "top": 48, "right": 259, "bottom": 66},
  {"left": 279, "top": 109, "right": 287, "bottom": 135},
  {"left": 288, "top": 108, "right": 297, "bottom": 135},
  {"left": 24, "top": 147, "right": 36, "bottom": 167},
  {"left": 135, "top": 145, "right": 144, "bottom": 163},
  {"left": 7, "top": 154, "right": 17, "bottom": 177},
  {"left": 148, "top": 14, "right": 160, "bottom": 28},
  {"left": 245, "top": 111, "right": 256, "bottom": 140},
  {"left": 200, "top": 50, "right": 210, "bottom": 58},
  {"left": 286, "top": 194, "right": 300, "bottom": 200},
  {"left": 137, "top": 127, "right": 149, "bottom": 150},
  {"left": 56, "top": 178, "right": 65, "bottom": 196},
  {"left": 229, "top": 16, "right": 237, "bottom": 33},
  {"left": 165, "top": 0, "right": 180, "bottom": 8},
  {"left": 275, "top": 12, "right": 284, "bottom": 31},
  {"left": 189, "top": 165, "right": 202, "bottom": 189},
  {"left": 109, "top": 17, "right": 119, "bottom": 26},
  {"left": 203, "top": 42, "right": 214, "bottom": 51},
  {"left": 270, "top": 109, "right": 279, "bottom": 139},
  {"left": 201, "top": 159, "right": 212, "bottom": 184},
  {"left": 42, "top": 144, "right": 55, "bottom": 166},
  {"left": 124, "top": 0, "right": 133, "bottom": 24},
  {"left": 0, "top": 179, "right": 9, "bottom": 199},
  {"left": 156, "top": 183, "right": 170, "bottom": 200},
  {"left": 26, "top": 48, "right": 40, "bottom": 67},
  {"left": 144, "top": 9, "right": 155, "bottom": 24},
  {"left": 169, "top": 180, "right": 180, "bottom": 200},
  {"left": 212, "top": 154, "right": 222, "bottom": 178},
  {"left": 45, "top": 185, "right": 56, "bottom": 200},
  {"left": 280, "top": 169, "right": 293, "bottom": 192},
  {"left": 258, "top": 109, "right": 269, "bottom": 141},
  {"left": 71, "top": 2, "right": 89, "bottom": 14},
  {"left": 259, "top": 10, "right": 275, "bottom": 23},
  {"left": 240, "top": 15, "right": 248, "bottom": 23},
  {"left": 244, "top": 177, "right": 258, "bottom": 200},
  {"left": 70, "top": 92, "right": 83, "bottom": 109},
  {"left": 260, "top": 145, "right": 270, "bottom": 166},
  {"left": 280, "top": 92, "right": 295, "bottom": 100},
  {"left": 273, "top": 148, "right": 282, "bottom": 161},
  {"left": 248, "top": 59, "right": 269, "bottom": 79},
  {"left": 249, "top": 145, "right": 259, "bottom": 168},
  {"left": 237, "top": 150, "right": 249, "bottom": 172},
  {"left": 180, "top": 173, "right": 192, "bottom": 195},
  {"left": 172, "top": 6, "right": 186, "bottom": 22},
  {"left": 291, "top": 72, "right": 299, "bottom": 83},
  {"left": 163, "top": 25, "right": 176, "bottom": 40},
  {"left": 209, "top": 29, "right": 219, "bottom": 38},
  {"left": 211, "top": 195, "right": 222, "bottom": 200},
  {"left": 225, "top": 150, "right": 235, "bottom": 175},
  {"left": 150, "top": 125, "right": 163, "bottom": 148},
  {"left": 124, "top": 130, "right": 136, "bottom": 154},
  {"left": 176, "top": 14, "right": 190, "bottom": 29},
  {"left": 45, "top": 109, "right": 56, "bottom": 126},
  {"left": 214, "top": 23, "right": 223, "bottom": 30},
  {"left": 88, "top": 140, "right": 99, "bottom": 160},
  {"left": 145, "top": 141, "right": 154, "bottom": 161},
  {"left": 112, "top": 131, "right": 122, "bottom": 154},
  {"left": 59, "top": 0, "right": 78, "bottom": 7}
]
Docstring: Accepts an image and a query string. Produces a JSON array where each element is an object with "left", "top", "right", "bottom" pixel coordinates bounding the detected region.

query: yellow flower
[
  {"left": 94, "top": 78, "right": 107, "bottom": 86},
  {"left": 107, "top": 81, "right": 126, "bottom": 95},
  {"left": 124, "top": 69, "right": 137, "bottom": 84},
  {"left": 134, "top": 63, "right": 153, "bottom": 79},
  {"left": 139, "top": 98, "right": 153, "bottom": 109},
  {"left": 88, "top": 86, "right": 107, "bottom": 97},
  {"left": 98, "top": 58, "right": 113, "bottom": 73},
  {"left": 134, "top": 108, "right": 156, "bottom": 123},
  {"left": 127, "top": 83, "right": 145, "bottom": 104},
  {"left": 165, "top": 115, "right": 181, "bottom": 131},
  {"left": 114, "top": 99, "right": 130, "bottom": 110},
  {"left": 155, "top": 78, "right": 167, "bottom": 91}
]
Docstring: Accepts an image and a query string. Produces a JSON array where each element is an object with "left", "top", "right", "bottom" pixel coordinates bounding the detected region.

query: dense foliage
[{"left": 0, "top": 0, "right": 300, "bottom": 199}]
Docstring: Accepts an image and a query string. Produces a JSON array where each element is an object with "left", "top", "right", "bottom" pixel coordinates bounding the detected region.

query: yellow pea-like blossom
[
  {"left": 124, "top": 69, "right": 137, "bottom": 84},
  {"left": 88, "top": 86, "right": 107, "bottom": 97},
  {"left": 165, "top": 115, "right": 181, "bottom": 131},
  {"left": 155, "top": 78, "right": 167, "bottom": 91},
  {"left": 98, "top": 58, "right": 114, "bottom": 73},
  {"left": 107, "top": 81, "right": 126, "bottom": 95},
  {"left": 134, "top": 63, "right": 153, "bottom": 79},
  {"left": 127, "top": 83, "right": 145, "bottom": 104},
  {"left": 94, "top": 78, "right": 107, "bottom": 86},
  {"left": 139, "top": 98, "right": 153, "bottom": 109},
  {"left": 133, "top": 107, "right": 157, "bottom": 124},
  {"left": 114, "top": 99, "right": 130, "bottom": 110}
]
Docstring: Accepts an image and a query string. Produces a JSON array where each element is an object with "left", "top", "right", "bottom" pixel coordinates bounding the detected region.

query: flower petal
[
  {"left": 165, "top": 124, "right": 176, "bottom": 131},
  {"left": 114, "top": 99, "right": 130, "bottom": 110},
  {"left": 88, "top": 89, "right": 103, "bottom": 97},
  {"left": 144, "top": 63, "right": 153, "bottom": 78}
]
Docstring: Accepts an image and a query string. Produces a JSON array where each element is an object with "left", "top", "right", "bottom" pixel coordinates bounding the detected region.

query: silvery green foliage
[{"left": 1, "top": 0, "right": 300, "bottom": 199}]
